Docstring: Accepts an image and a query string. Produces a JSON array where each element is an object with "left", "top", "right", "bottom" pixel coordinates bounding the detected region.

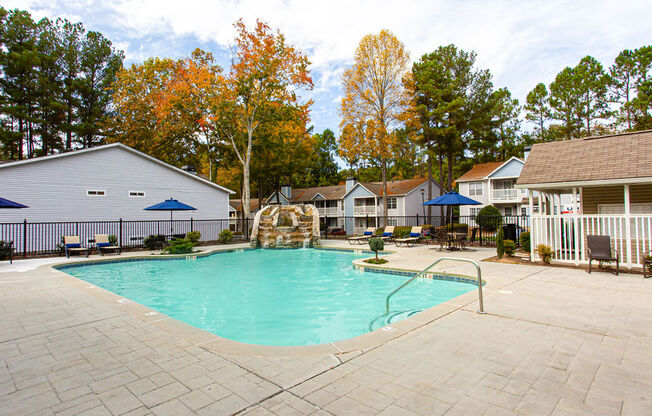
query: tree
[
  {"left": 549, "top": 67, "right": 583, "bottom": 139},
  {"left": 213, "top": 20, "right": 312, "bottom": 219},
  {"left": 489, "top": 88, "right": 521, "bottom": 160},
  {"left": 609, "top": 46, "right": 652, "bottom": 131},
  {"left": 339, "top": 29, "right": 410, "bottom": 222},
  {"left": 293, "top": 129, "right": 339, "bottom": 187},
  {"left": 524, "top": 83, "right": 551, "bottom": 141},
  {"left": 575, "top": 56, "right": 609, "bottom": 136}
]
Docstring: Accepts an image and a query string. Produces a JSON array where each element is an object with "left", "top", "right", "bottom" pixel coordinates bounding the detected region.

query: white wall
[
  {"left": 0, "top": 146, "right": 231, "bottom": 222},
  {"left": 403, "top": 180, "right": 444, "bottom": 218}
]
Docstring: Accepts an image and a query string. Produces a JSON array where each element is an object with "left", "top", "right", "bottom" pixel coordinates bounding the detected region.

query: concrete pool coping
[{"left": 46, "top": 244, "right": 490, "bottom": 357}]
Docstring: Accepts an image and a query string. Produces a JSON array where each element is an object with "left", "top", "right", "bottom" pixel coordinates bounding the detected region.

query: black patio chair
[
  {"left": 587, "top": 235, "right": 619, "bottom": 276},
  {"left": 0, "top": 241, "right": 13, "bottom": 264}
]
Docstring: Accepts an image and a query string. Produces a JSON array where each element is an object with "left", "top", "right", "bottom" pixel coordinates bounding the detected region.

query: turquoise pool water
[{"left": 61, "top": 249, "right": 474, "bottom": 346}]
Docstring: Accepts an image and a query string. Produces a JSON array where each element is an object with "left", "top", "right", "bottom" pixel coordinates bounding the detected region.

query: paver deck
[{"left": 1, "top": 241, "right": 651, "bottom": 415}]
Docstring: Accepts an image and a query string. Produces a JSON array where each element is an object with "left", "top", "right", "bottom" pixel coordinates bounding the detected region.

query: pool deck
[{"left": 1, "top": 241, "right": 651, "bottom": 415}]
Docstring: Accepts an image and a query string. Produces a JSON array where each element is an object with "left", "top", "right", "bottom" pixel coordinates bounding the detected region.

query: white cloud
[{"left": 7, "top": 0, "right": 652, "bottom": 132}]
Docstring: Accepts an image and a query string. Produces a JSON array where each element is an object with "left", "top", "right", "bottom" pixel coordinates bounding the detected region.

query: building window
[
  {"left": 386, "top": 218, "right": 398, "bottom": 226},
  {"left": 87, "top": 190, "right": 105, "bottom": 197},
  {"left": 387, "top": 197, "right": 397, "bottom": 210},
  {"left": 129, "top": 191, "right": 145, "bottom": 197},
  {"left": 468, "top": 182, "right": 483, "bottom": 196},
  {"left": 504, "top": 207, "right": 513, "bottom": 216},
  {"left": 469, "top": 207, "right": 481, "bottom": 218},
  {"left": 521, "top": 207, "right": 528, "bottom": 216}
]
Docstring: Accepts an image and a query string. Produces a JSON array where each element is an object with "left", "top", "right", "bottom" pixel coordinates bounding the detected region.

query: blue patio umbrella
[
  {"left": 144, "top": 198, "right": 196, "bottom": 233},
  {"left": 0, "top": 197, "right": 28, "bottom": 209},
  {"left": 422, "top": 191, "right": 481, "bottom": 225}
]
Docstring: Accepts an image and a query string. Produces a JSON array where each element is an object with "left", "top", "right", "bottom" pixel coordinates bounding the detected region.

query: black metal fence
[
  {"left": 1, "top": 214, "right": 529, "bottom": 257},
  {"left": 0, "top": 218, "right": 252, "bottom": 257},
  {"left": 319, "top": 214, "right": 530, "bottom": 247}
]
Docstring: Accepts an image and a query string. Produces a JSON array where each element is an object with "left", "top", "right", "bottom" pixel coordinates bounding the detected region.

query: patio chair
[
  {"left": 347, "top": 227, "right": 376, "bottom": 245},
  {"left": 63, "top": 236, "right": 90, "bottom": 258},
  {"left": 395, "top": 226, "right": 422, "bottom": 247},
  {"left": 432, "top": 229, "right": 450, "bottom": 251},
  {"left": 469, "top": 228, "right": 478, "bottom": 246},
  {"left": 94, "top": 234, "right": 121, "bottom": 256},
  {"left": 587, "top": 235, "right": 619, "bottom": 275},
  {"left": 379, "top": 226, "right": 395, "bottom": 242},
  {"left": 0, "top": 241, "right": 13, "bottom": 264}
]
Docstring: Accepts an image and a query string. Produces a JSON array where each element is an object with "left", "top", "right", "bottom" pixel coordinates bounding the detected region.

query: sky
[{"left": 8, "top": 0, "right": 652, "bottom": 135}]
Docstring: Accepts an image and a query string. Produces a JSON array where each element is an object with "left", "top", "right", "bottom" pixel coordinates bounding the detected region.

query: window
[
  {"left": 387, "top": 197, "right": 397, "bottom": 210},
  {"left": 129, "top": 191, "right": 145, "bottom": 198},
  {"left": 521, "top": 207, "right": 528, "bottom": 216},
  {"left": 386, "top": 218, "right": 398, "bottom": 226},
  {"left": 87, "top": 190, "right": 105, "bottom": 197},
  {"left": 469, "top": 207, "right": 481, "bottom": 218},
  {"left": 504, "top": 207, "right": 513, "bottom": 216},
  {"left": 468, "top": 181, "right": 483, "bottom": 196}
]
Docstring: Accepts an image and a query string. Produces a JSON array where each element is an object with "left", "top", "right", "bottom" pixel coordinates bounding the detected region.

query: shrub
[
  {"left": 219, "top": 229, "right": 233, "bottom": 244},
  {"left": 369, "top": 237, "right": 384, "bottom": 261},
  {"left": 108, "top": 235, "right": 118, "bottom": 245},
  {"left": 519, "top": 231, "right": 530, "bottom": 253},
  {"left": 186, "top": 231, "right": 201, "bottom": 244},
  {"left": 477, "top": 205, "right": 502, "bottom": 230},
  {"left": 536, "top": 244, "right": 553, "bottom": 264},
  {"left": 144, "top": 234, "right": 166, "bottom": 250},
  {"left": 504, "top": 239, "right": 516, "bottom": 256},
  {"left": 440, "top": 223, "right": 469, "bottom": 232},
  {"left": 164, "top": 238, "right": 195, "bottom": 254},
  {"left": 496, "top": 226, "right": 505, "bottom": 259},
  {"left": 393, "top": 226, "right": 412, "bottom": 238}
]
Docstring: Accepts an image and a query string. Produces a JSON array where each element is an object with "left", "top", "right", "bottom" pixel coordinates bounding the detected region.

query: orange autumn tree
[
  {"left": 213, "top": 19, "right": 313, "bottom": 219},
  {"left": 339, "top": 30, "right": 410, "bottom": 222},
  {"left": 154, "top": 49, "right": 224, "bottom": 180}
]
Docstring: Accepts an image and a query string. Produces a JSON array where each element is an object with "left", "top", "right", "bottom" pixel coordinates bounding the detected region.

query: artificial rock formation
[{"left": 250, "top": 204, "right": 320, "bottom": 248}]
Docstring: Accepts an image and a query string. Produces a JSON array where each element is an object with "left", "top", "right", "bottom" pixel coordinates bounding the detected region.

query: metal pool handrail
[{"left": 385, "top": 257, "right": 485, "bottom": 315}]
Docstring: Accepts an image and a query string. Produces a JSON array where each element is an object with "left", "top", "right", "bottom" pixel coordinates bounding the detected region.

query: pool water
[{"left": 62, "top": 249, "right": 474, "bottom": 346}]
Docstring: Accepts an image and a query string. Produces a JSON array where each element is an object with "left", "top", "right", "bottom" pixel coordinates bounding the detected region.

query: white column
[
  {"left": 625, "top": 185, "right": 632, "bottom": 269},
  {"left": 572, "top": 187, "right": 580, "bottom": 265},
  {"left": 529, "top": 189, "right": 535, "bottom": 260}
]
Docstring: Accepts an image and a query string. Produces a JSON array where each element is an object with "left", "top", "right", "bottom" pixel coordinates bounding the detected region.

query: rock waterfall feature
[{"left": 250, "top": 204, "right": 321, "bottom": 248}]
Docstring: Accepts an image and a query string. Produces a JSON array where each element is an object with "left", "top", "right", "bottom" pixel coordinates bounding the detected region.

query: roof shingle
[
  {"left": 517, "top": 130, "right": 652, "bottom": 186},
  {"left": 456, "top": 162, "right": 504, "bottom": 182}
]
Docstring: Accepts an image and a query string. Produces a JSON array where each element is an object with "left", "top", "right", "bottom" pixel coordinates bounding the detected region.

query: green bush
[
  {"left": 496, "top": 226, "right": 505, "bottom": 258},
  {"left": 504, "top": 239, "right": 516, "bottom": 256},
  {"left": 186, "top": 230, "right": 201, "bottom": 244},
  {"left": 219, "top": 229, "right": 233, "bottom": 244},
  {"left": 144, "top": 234, "right": 166, "bottom": 250},
  {"left": 108, "top": 235, "right": 118, "bottom": 245},
  {"left": 519, "top": 231, "right": 530, "bottom": 252},
  {"left": 393, "top": 226, "right": 412, "bottom": 238},
  {"left": 477, "top": 205, "right": 502, "bottom": 230},
  {"left": 440, "top": 223, "right": 469, "bottom": 232},
  {"left": 369, "top": 237, "right": 384, "bottom": 260},
  {"left": 164, "top": 238, "right": 195, "bottom": 254},
  {"left": 536, "top": 244, "right": 553, "bottom": 264}
]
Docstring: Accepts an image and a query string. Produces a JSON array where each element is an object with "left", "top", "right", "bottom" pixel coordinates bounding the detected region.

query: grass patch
[{"left": 364, "top": 258, "right": 388, "bottom": 265}]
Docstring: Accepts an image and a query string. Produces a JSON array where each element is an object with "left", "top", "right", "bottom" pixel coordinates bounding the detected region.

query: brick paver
[{"left": 1, "top": 242, "right": 651, "bottom": 415}]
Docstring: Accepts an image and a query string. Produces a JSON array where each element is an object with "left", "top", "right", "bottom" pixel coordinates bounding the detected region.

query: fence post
[
  {"left": 416, "top": 214, "right": 420, "bottom": 226},
  {"left": 324, "top": 216, "right": 328, "bottom": 240},
  {"left": 23, "top": 219, "right": 27, "bottom": 258},
  {"left": 479, "top": 217, "right": 483, "bottom": 246},
  {"left": 190, "top": 217, "right": 194, "bottom": 232},
  {"left": 119, "top": 218, "right": 123, "bottom": 248}
]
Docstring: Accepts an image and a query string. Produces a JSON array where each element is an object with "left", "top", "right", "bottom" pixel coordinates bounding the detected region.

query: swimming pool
[{"left": 61, "top": 249, "right": 475, "bottom": 346}]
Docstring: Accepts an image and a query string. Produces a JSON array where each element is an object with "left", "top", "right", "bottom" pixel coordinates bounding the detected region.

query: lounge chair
[
  {"left": 63, "top": 236, "right": 90, "bottom": 258},
  {"left": 0, "top": 241, "right": 13, "bottom": 264},
  {"left": 94, "top": 234, "right": 121, "bottom": 256},
  {"left": 379, "top": 226, "right": 395, "bottom": 242},
  {"left": 348, "top": 227, "right": 376, "bottom": 245},
  {"left": 432, "top": 229, "right": 450, "bottom": 251},
  {"left": 395, "top": 226, "right": 422, "bottom": 247},
  {"left": 587, "top": 235, "right": 619, "bottom": 275}
]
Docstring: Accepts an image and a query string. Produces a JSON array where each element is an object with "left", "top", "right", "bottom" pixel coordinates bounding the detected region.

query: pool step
[{"left": 368, "top": 309, "right": 422, "bottom": 331}]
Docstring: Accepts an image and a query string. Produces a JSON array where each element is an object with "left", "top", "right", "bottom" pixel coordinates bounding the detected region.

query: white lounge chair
[
  {"left": 348, "top": 227, "right": 376, "bottom": 245},
  {"left": 395, "top": 226, "right": 423, "bottom": 247},
  {"left": 379, "top": 226, "right": 395, "bottom": 242},
  {"left": 63, "top": 235, "right": 90, "bottom": 258},
  {"left": 94, "top": 234, "right": 121, "bottom": 256}
]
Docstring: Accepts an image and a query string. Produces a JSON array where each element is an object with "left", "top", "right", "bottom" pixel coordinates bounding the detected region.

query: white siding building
[{"left": 0, "top": 143, "right": 233, "bottom": 222}]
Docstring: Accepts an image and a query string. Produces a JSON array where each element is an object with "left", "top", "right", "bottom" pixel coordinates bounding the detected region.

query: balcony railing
[
  {"left": 491, "top": 188, "right": 527, "bottom": 201},
  {"left": 317, "top": 207, "right": 339, "bottom": 216},
  {"left": 354, "top": 206, "right": 376, "bottom": 215}
]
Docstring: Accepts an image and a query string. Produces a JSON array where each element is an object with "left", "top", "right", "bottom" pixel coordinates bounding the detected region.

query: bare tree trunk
[
  {"left": 381, "top": 159, "right": 388, "bottom": 226},
  {"left": 427, "top": 154, "right": 432, "bottom": 222}
]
